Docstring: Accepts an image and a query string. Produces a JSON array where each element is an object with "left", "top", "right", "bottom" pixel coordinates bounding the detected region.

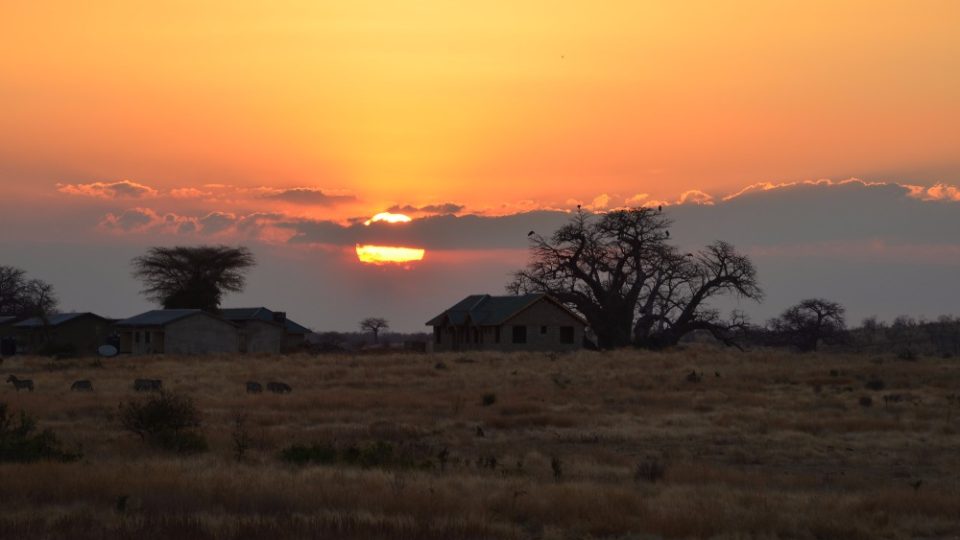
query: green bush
[
  {"left": 119, "top": 392, "right": 207, "bottom": 454},
  {"left": 0, "top": 402, "right": 81, "bottom": 463}
]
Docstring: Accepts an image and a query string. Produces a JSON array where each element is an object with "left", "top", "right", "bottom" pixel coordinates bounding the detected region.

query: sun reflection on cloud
[{"left": 364, "top": 212, "right": 412, "bottom": 226}]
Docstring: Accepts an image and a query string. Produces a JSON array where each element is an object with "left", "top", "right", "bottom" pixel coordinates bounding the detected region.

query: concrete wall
[
  {"left": 165, "top": 314, "right": 239, "bottom": 355},
  {"left": 432, "top": 299, "right": 584, "bottom": 352},
  {"left": 240, "top": 320, "right": 284, "bottom": 354}
]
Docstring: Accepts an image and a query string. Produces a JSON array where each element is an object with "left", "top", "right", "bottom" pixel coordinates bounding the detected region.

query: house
[
  {"left": 426, "top": 293, "right": 587, "bottom": 352},
  {"left": 0, "top": 316, "right": 22, "bottom": 356},
  {"left": 13, "top": 312, "right": 113, "bottom": 356},
  {"left": 220, "top": 307, "right": 311, "bottom": 353},
  {"left": 115, "top": 310, "right": 239, "bottom": 355}
]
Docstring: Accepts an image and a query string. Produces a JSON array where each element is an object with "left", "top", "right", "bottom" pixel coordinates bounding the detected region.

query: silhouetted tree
[
  {"left": 509, "top": 208, "right": 762, "bottom": 349},
  {"left": 0, "top": 266, "right": 58, "bottom": 319},
  {"left": 132, "top": 246, "right": 256, "bottom": 312},
  {"left": 359, "top": 317, "right": 389, "bottom": 343},
  {"left": 768, "top": 298, "right": 847, "bottom": 351}
]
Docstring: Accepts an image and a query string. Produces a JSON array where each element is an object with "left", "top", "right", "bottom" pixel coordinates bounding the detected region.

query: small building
[
  {"left": 1, "top": 316, "right": 23, "bottom": 356},
  {"left": 220, "top": 307, "right": 311, "bottom": 354},
  {"left": 426, "top": 293, "right": 587, "bottom": 352},
  {"left": 115, "top": 310, "right": 239, "bottom": 355},
  {"left": 13, "top": 312, "right": 113, "bottom": 356}
]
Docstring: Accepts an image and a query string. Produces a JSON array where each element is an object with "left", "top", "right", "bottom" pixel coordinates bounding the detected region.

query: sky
[{"left": 1, "top": 2, "right": 959, "bottom": 331}]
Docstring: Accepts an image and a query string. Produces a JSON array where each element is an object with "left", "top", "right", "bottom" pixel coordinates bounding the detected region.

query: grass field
[{"left": 1, "top": 348, "right": 959, "bottom": 539}]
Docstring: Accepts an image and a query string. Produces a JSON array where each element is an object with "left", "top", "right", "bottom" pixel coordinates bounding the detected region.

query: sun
[{"left": 355, "top": 244, "right": 425, "bottom": 265}]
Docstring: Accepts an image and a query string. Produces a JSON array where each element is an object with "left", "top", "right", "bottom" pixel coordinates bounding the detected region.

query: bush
[
  {"left": 634, "top": 459, "right": 666, "bottom": 483},
  {"left": 280, "top": 440, "right": 418, "bottom": 470},
  {"left": 0, "top": 402, "right": 81, "bottom": 463},
  {"left": 481, "top": 393, "right": 497, "bottom": 406},
  {"left": 119, "top": 392, "right": 207, "bottom": 454}
]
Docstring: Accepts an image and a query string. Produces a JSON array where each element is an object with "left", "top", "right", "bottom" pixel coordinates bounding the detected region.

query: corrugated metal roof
[
  {"left": 115, "top": 309, "right": 204, "bottom": 327},
  {"left": 426, "top": 294, "right": 554, "bottom": 326},
  {"left": 14, "top": 312, "right": 107, "bottom": 328},
  {"left": 221, "top": 307, "right": 311, "bottom": 334}
]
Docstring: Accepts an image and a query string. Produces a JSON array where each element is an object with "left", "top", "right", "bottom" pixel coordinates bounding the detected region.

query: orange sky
[{"left": 2, "top": 1, "right": 959, "bottom": 218}]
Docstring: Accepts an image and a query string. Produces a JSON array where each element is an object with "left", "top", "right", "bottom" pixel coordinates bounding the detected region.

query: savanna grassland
[{"left": 1, "top": 348, "right": 959, "bottom": 539}]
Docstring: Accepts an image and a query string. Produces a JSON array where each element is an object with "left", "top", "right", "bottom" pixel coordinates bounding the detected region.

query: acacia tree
[
  {"left": 132, "top": 246, "right": 256, "bottom": 312},
  {"left": 0, "top": 266, "right": 58, "bottom": 319},
  {"left": 508, "top": 208, "right": 762, "bottom": 349},
  {"left": 359, "top": 317, "right": 389, "bottom": 343},
  {"left": 767, "top": 298, "right": 847, "bottom": 351}
]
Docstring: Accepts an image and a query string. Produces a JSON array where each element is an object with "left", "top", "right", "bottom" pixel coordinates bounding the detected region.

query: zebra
[
  {"left": 134, "top": 378, "right": 162, "bottom": 392},
  {"left": 70, "top": 380, "right": 94, "bottom": 392},
  {"left": 6, "top": 375, "right": 34, "bottom": 392},
  {"left": 246, "top": 381, "right": 263, "bottom": 393},
  {"left": 266, "top": 381, "right": 292, "bottom": 394}
]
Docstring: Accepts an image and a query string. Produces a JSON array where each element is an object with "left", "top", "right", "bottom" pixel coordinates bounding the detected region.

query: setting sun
[
  {"left": 364, "top": 213, "right": 412, "bottom": 226},
  {"left": 355, "top": 244, "right": 425, "bottom": 265}
]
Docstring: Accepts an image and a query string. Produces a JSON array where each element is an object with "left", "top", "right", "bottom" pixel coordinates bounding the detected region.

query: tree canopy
[
  {"left": 0, "top": 266, "right": 58, "bottom": 319},
  {"left": 509, "top": 208, "right": 762, "bottom": 349},
  {"left": 131, "top": 246, "right": 256, "bottom": 312},
  {"left": 767, "top": 298, "right": 847, "bottom": 351},
  {"left": 359, "top": 317, "right": 389, "bottom": 343}
]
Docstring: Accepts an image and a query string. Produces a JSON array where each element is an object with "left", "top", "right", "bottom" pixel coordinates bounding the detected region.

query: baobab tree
[
  {"left": 359, "top": 317, "right": 389, "bottom": 343},
  {"left": 132, "top": 246, "right": 256, "bottom": 312},
  {"left": 509, "top": 207, "right": 762, "bottom": 349}
]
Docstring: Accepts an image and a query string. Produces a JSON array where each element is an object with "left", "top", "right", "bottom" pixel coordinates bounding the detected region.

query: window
[
  {"left": 472, "top": 328, "right": 479, "bottom": 343},
  {"left": 495, "top": 327, "right": 501, "bottom": 343},
  {"left": 512, "top": 325, "right": 527, "bottom": 344},
  {"left": 540, "top": 325, "right": 548, "bottom": 334},
  {"left": 145, "top": 331, "right": 151, "bottom": 344},
  {"left": 434, "top": 327, "right": 442, "bottom": 344},
  {"left": 560, "top": 326, "right": 575, "bottom": 344},
  {"left": 134, "top": 331, "right": 140, "bottom": 344}
]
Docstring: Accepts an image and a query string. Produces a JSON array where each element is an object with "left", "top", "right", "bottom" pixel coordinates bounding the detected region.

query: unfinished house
[
  {"left": 115, "top": 310, "right": 239, "bottom": 355},
  {"left": 220, "top": 307, "right": 311, "bottom": 353},
  {"left": 426, "top": 293, "right": 587, "bottom": 352}
]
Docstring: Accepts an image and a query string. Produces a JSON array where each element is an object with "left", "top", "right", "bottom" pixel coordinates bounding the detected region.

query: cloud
[
  {"left": 259, "top": 187, "right": 356, "bottom": 205},
  {"left": 197, "top": 212, "right": 237, "bottom": 234},
  {"left": 169, "top": 187, "right": 211, "bottom": 199},
  {"left": 904, "top": 183, "right": 960, "bottom": 202},
  {"left": 677, "top": 190, "right": 714, "bottom": 205},
  {"left": 58, "top": 180, "right": 157, "bottom": 199},
  {"left": 625, "top": 193, "right": 650, "bottom": 205},
  {"left": 386, "top": 203, "right": 465, "bottom": 215},
  {"left": 99, "top": 207, "right": 161, "bottom": 231}
]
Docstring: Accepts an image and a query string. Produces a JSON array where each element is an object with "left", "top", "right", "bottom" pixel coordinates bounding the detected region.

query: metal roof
[
  {"left": 220, "top": 307, "right": 312, "bottom": 334},
  {"left": 426, "top": 294, "right": 580, "bottom": 326},
  {"left": 14, "top": 312, "right": 108, "bottom": 328},
  {"left": 115, "top": 309, "right": 206, "bottom": 327}
]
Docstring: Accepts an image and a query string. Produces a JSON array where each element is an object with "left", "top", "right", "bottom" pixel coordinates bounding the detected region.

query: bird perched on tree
[
  {"left": 658, "top": 205, "right": 662, "bottom": 212},
  {"left": 528, "top": 231, "right": 535, "bottom": 236},
  {"left": 665, "top": 230, "right": 670, "bottom": 238}
]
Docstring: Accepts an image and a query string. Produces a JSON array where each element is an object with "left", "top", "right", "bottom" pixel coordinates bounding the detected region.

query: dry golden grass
[{"left": 1, "top": 347, "right": 959, "bottom": 539}]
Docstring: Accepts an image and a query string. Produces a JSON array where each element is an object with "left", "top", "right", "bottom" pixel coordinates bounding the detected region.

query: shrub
[
  {"left": 859, "top": 396, "right": 873, "bottom": 408},
  {"left": 0, "top": 402, "right": 81, "bottom": 463},
  {"left": 279, "top": 443, "right": 337, "bottom": 465},
  {"left": 279, "top": 440, "right": 418, "bottom": 470},
  {"left": 118, "top": 392, "right": 207, "bottom": 454},
  {"left": 634, "top": 459, "right": 666, "bottom": 483},
  {"left": 865, "top": 379, "right": 885, "bottom": 391},
  {"left": 482, "top": 393, "right": 497, "bottom": 406}
]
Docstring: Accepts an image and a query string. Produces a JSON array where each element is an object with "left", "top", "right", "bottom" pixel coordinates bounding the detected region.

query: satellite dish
[{"left": 98, "top": 344, "right": 118, "bottom": 357}]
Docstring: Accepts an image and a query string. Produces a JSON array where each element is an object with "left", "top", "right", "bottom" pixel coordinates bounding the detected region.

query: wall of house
[
  {"left": 240, "top": 320, "right": 284, "bottom": 354},
  {"left": 432, "top": 300, "right": 584, "bottom": 352},
  {"left": 17, "top": 317, "right": 111, "bottom": 356},
  {"left": 283, "top": 332, "right": 306, "bottom": 353},
  {"left": 165, "top": 315, "right": 239, "bottom": 355}
]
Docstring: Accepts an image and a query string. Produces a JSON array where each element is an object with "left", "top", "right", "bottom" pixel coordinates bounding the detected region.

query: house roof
[
  {"left": 0, "top": 316, "right": 18, "bottom": 326},
  {"left": 426, "top": 294, "right": 585, "bottom": 326},
  {"left": 14, "top": 312, "right": 109, "bottom": 328},
  {"left": 115, "top": 309, "right": 208, "bottom": 327},
  {"left": 220, "top": 307, "right": 312, "bottom": 334}
]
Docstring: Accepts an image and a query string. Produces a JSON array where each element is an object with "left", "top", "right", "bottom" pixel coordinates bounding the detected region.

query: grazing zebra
[
  {"left": 70, "top": 380, "right": 94, "bottom": 392},
  {"left": 246, "top": 381, "right": 263, "bottom": 393},
  {"left": 134, "top": 378, "right": 162, "bottom": 392},
  {"left": 6, "top": 375, "right": 34, "bottom": 392},
  {"left": 266, "top": 381, "right": 292, "bottom": 394}
]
